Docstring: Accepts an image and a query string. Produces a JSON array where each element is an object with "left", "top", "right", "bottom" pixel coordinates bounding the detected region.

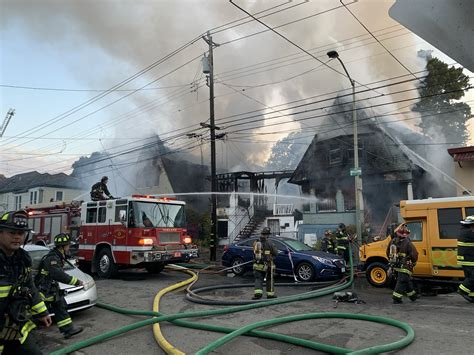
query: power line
[
  {"left": 340, "top": 0, "right": 416, "bottom": 78},
  {"left": 226, "top": 90, "right": 473, "bottom": 134},
  {"left": 1, "top": 35, "right": 205, "bottom": 147},
  {"left": 219, "top": 77, "right": 474, "bottom": 129},
  {"left": 229, "top": 0, "right": 384, "bottom": 96}
]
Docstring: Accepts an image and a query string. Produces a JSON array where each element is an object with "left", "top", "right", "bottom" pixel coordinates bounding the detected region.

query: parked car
[
  {"left": 24, "top": 244, "right": 97, "bottom": 312},
  {"left": 222, "top": 237, "right": 346, "bottom": 281}
]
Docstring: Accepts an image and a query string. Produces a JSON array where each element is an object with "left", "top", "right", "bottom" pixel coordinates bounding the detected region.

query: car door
[
  {"left": 272, "top": 240, "right": 293, "bottom": 273},
  {"left": 235, "top": 238, "right": 257, "bottom": 262}
]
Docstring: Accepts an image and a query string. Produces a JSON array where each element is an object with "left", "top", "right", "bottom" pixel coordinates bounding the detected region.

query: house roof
[
  {"left": 289, "top": 96, "right": 431, "bottom": 184},
  {"left": 448, "top": 146, "right": 474, "bottom": 161},
  {"left": 0, "top": 172, "right": 83, "bottom": 193}
]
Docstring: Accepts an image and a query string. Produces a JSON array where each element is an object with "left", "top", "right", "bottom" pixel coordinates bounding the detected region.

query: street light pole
[{"left": 327, "top": 51, "right": 363, "bottom": 248}]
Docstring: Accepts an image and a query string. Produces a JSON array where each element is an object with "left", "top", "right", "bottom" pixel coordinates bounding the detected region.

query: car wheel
[
  {"left": 145, "top": 263, "right": 165, "bottom": 274},
  {"left": 231, "top": 257, "right": 246, "bottom": 275},
  {"left": 95, "top": 248, "right": 118, "bottom": 279},
  {"left": 296, "top": 262, "right": 314, "bottom": 282},
  {"left": 366, "top": 262, "right": 389, "bottom": 288}
]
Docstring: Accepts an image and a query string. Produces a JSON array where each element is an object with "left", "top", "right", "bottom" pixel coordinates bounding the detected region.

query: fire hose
[{"left": 50, "top": 246, "right": 415, "bottom": 354}]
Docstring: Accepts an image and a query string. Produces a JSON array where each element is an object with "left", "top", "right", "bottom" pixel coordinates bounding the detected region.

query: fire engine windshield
[{"left": 130, "top": 201, "right": 186, "bottom": 228}]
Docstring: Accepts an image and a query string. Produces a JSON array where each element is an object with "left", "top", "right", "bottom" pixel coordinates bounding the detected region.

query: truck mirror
[{"left": 119, "top": 210, "right": 127, "bottom": 221}]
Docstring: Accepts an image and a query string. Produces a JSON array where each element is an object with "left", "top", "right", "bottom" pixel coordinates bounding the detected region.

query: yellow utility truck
[{"left": 360, "top": 196, "right": 474, "bottom": 287}]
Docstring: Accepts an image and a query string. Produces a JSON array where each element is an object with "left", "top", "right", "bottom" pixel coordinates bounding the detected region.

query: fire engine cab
[{"left": 26, "top": 195, "right": 198, "bottom": 278}]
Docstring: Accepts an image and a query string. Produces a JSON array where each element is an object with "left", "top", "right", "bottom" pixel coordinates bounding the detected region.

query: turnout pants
[
  {"left": 458, "top": 266, "right": 474, "bottom": 302},
  {"left": 0, "top": 333, "right": 43, "bottom": 355},
  {"left": 392, "top": 271, "right": 416, "bottom": 301},
  {"left": 254, "top": 263, "right": 275, "bottom": 297},
  {"left": 47, "top": 296, "right": 73, "bottom": 333}
]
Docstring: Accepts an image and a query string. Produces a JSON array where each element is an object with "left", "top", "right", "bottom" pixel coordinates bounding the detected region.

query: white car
[{"left": 24, "top": 244, "right": 97, "bottom": 312}]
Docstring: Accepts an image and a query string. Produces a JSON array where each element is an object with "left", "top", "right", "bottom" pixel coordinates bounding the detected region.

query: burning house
[{"left": 288, "top": 96, "right": 455, "bottom": 232}]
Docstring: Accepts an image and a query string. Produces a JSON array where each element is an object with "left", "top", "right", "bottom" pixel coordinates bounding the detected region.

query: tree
[
  {"left": 266, "top": 131, "right": 312, "bottom": 170},
  {"left": 413, "top": 57, "right": 472, "bottom": 144}
]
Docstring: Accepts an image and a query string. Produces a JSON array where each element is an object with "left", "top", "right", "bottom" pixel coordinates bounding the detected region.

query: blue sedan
[{"left": 222, "top": 237, "right": 346, "bottom": 282}]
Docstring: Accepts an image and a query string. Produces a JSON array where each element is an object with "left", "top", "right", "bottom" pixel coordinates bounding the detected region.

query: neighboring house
[
  {"left": 135, "top": 156, "right": 210, "bottom": 211},
  {"left": 216, "top": 170, "right": 302, "bottom": 245},
  {"left": 287, "top": 96, "right": 454, "bottom": 232},
  {"left": 0, "top": 171, "right": 85, "bottom": 213},
  {"left": 448, "top": 146, "right": 474, "bottom": 196}
]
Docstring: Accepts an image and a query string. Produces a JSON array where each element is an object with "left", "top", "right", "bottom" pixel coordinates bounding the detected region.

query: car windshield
[
  {"left": 284, "top": 239, "right": 313, "bottom": 251},
  {"left": 27, "top": 249, "right": 74, "bottom": 270},
  {"left": 130, "top": 201, "right": 186, "bottom": 228}
]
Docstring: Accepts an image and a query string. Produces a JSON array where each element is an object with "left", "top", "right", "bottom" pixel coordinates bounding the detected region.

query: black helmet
[
  {"left": 338, "top": 223, "right": 346, "bottom": 229},
  {"left": 0, "top": 210, "right": 30, "bottom": 232},
  {"left": 261, "top": 227, "right": 271, "bottom": 235},
  {"left": 54, "top": 233, "right": 71, "bottom": 246},
  {"left": 101, "top": 176, "right": 108, "bottom": 183}
]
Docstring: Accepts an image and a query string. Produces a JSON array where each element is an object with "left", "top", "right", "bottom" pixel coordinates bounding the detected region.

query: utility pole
[{"left": 202, "top": 31, "right": 219, "bottom": 261}]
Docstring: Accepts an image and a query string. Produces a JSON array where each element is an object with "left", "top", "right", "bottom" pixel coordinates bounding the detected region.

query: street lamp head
[{"left": 327, "top": 50, "right": 339, "bottom": 59}]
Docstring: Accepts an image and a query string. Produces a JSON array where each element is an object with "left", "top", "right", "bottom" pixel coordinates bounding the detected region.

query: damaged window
[{"left": 329, "top": 147, "right": 342, "bottom": 165}]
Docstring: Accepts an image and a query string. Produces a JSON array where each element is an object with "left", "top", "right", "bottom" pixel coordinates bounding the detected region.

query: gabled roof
[
  {"left": 289, "top": 95, "right": 454, "bottom": 184},
  {"left": 0, "top": 172, "right": 83, "bottom": 193}
]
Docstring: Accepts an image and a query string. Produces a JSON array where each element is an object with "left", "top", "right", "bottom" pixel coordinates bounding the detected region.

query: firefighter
[
  {"left": 321, "top": 230, "right": 336, "bottom": 254},
  {"left": 90, "top": 176, "right": 114, "bottom": 201},
  {"left": 457, "top": 215, "right": 474, "bottom": 303},
  {"left": 335, "top": 223, "right": 350, "bottom": 262},
  {"left": 35, "top": 233, "right": 84, "bottom": 339},
  {"left": 0, "top": 210, "right": 52, "bottom": 354},
  {"left": 252, "top": 227, "right": 278, "bottom": 300},
  {"left": 387, "top": 224, "right": 418, "bottom": 304}
]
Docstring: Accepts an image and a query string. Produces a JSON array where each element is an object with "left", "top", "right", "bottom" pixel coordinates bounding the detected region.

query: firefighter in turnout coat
[
  {"left": 35, "top": 233, "right": 84, "bottom": 339},
  {"left": 0, "top": 210, "right": 52, "bottom": 354},
  {"left": 387, "top": 224, "right": 419, "bottom": 304},
  {"left": 321, "top": 230, "right": 336, "bottom": 254},
  {"left": 457, "top": 215, "right": 474, "bottom": 303},
  {"left": 252, "top": 227, "right": 278, "bottom": 299},
  {"left": 90, "top": 176, "right": 113, "bottom": 201},
  {"left": 335, "top": 223, "right": 350, "bottom": 262}
]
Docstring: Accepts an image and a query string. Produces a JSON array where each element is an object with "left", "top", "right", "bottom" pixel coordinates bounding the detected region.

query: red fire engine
[{"left": 26, "top": 195, "right": 198, "bottom": 278}]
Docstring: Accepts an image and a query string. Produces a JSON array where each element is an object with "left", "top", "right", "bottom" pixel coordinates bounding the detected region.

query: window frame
[
  {"left": 438, "top": 208, "right": 463, "bottom": 239},
  {"left": 86, "top": 207, "right": 98, "bottom": 224},
  {"left": 98, "top": 207, "right": 107, "bottom": 223},
  {"left": 55, "top": 190, "right": 64, "bottom": 202}
]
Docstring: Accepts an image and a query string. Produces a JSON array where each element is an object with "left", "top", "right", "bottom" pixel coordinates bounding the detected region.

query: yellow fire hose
[{"left": 152, "top": 266, "right": 197, "bottom": 355}]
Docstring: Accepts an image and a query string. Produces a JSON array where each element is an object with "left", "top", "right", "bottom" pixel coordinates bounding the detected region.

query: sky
[{"left": 1, "top": 0, "right": 473, "bottom": 180}]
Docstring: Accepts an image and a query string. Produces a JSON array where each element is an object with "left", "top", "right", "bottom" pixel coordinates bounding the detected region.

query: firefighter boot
[
  {"left": 64, "top": 326, "right": 84, "bottom": 339},
  {"left": 408, "top": 291, "right": 418, "bottom": 302},
  {"left": 457, "top": 289, "right": 474, "bottom": 303},
  {"left": 392, "top": 297, "right": 403, "bottom": 304}
]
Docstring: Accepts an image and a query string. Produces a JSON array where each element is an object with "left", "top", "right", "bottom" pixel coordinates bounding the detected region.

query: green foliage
[
  {"left": 186, "top": 208, "right": 211, "bottom": 247},
  {"left": 266, "top": 131, "right": 312, "bottom": 170},
  {"left": 413, "top": 58, "right": 472, "bottom": 144}
]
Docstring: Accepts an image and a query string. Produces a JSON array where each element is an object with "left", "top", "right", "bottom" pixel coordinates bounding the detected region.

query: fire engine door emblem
[{"left": 114, "top": 230, "right": 126, "bottom": 239}]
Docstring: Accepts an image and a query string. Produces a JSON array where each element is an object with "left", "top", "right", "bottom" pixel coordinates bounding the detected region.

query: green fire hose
[{"left": 50, "top": 246, "right": 415, "bottom": 354}]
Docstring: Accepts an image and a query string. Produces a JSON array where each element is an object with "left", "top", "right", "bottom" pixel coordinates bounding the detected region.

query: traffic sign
[{"left": 350, "top": 168, "right": 362, "bottom": 176}]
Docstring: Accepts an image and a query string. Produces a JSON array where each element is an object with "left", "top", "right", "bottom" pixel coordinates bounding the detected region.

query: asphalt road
[{"left": 36, "top": 268, "right": 474, "bottom": 354}]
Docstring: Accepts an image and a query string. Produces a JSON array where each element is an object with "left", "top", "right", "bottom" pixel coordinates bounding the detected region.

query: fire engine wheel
[
  {"left": 296, "top": 262, "right": 314, "bottom": 282},
  {"left": 366, "top": 262, "right": 389, "bottom": 288},
  {"left": 95, "top": 248, "right": 118, "bottom": 279},
  {"left": 145, "top": 263, "right": 165, "bottom": 274},
  {"left": 231, "top": 257, "right": 245, "bottom": 275}
]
